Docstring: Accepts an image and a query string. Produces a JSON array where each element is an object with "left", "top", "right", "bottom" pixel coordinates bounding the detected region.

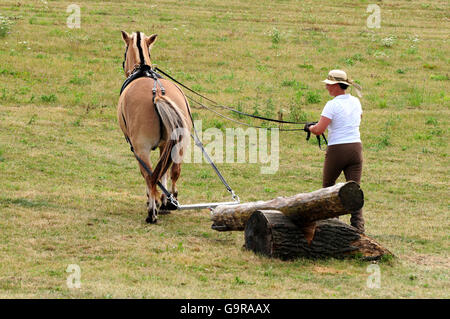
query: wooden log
[
  {"left": 244, "top": 210, "right": 393, "bottom": 261},
  {"left": 211, "top": 181, "right": 363, "bottom": 231}
]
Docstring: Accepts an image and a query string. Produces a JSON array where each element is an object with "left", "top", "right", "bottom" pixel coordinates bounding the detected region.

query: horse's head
[{"left": 121, "top": 31, "right": 158, "bottom": 77}]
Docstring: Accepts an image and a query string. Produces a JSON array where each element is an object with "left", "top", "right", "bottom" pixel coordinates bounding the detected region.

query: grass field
[{"left": 0, "top": 0, "right": 448, "bottom": 298}]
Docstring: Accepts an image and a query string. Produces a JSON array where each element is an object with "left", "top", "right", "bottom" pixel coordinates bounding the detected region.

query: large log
[
  {"left": 211, "top": 181, "right": 363, "bottom": 231},
  {"left": 245, "top": 210, "right": 392, "bottom": 261}
]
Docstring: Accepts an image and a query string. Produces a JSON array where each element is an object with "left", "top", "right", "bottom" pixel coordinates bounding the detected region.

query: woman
[{"left": 307, "top": 70, "right": 365, "bottom": 233}]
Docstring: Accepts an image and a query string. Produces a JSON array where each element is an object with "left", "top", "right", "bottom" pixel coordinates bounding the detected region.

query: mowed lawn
[{"left": 0, "top": 0, "right": 448, "bottom": 298}]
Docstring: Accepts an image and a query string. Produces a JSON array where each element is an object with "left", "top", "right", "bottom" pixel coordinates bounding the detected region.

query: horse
[{"left": 117, "top": 31, "right": 192, "bottom": 223}]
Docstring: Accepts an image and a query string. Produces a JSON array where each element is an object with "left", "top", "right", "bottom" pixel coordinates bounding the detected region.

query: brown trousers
[{"left": 322, "top": 142, "right": 364, "bottom": 232}]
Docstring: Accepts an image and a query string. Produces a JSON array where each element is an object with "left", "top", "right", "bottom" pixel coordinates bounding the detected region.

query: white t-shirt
[{"left": 321, "top": 94, "right": 362, "bottom": 146}]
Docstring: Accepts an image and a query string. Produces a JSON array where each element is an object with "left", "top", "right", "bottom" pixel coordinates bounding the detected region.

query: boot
[{"left": 350, "top": 210, "right": 365, "bottom": 233}]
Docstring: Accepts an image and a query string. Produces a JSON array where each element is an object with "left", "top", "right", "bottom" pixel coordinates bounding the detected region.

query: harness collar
[{"left": 119, "top": 64, "right": 163, "bottom": 96}]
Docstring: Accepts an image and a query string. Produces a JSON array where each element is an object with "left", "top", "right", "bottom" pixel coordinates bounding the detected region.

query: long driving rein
[{"left": 153, "top": 66, "right": 328, "bottom": 149}]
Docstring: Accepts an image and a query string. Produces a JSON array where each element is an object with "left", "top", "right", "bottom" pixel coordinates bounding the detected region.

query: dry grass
[{"left": 0, "top": 0, "right": 448, "bottom": 298}]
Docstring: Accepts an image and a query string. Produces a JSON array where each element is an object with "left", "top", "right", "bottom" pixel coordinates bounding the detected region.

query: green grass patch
[
  {"left": 40, "top": 94, "right": 57, "bottom": 103},
  {"left": 305, "top": 90, "right": 322, "bottom": 104},
  {"left": 430, "top": 74, "right": 449, "bottom": 81}
]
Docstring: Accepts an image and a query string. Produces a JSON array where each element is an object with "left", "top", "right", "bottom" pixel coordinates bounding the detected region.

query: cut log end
[
  {"left": 338, "top": 181, "right": 364, "bottom": 212},
  {"left": 243, "top": 210, "right": 275, "bottom": 256}
]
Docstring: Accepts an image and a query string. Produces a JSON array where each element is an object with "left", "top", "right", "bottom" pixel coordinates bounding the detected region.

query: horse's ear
[
  {"left": 121, "top": 31, "right": 130, "bottom": 44},
  {"left": 146, "top": 34, "right": 158, "bottom": 48}
]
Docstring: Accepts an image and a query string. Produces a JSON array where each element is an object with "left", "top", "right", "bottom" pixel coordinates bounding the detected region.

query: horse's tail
[{"left": 150, "top": 95, "right": 188, "bottom": 193}]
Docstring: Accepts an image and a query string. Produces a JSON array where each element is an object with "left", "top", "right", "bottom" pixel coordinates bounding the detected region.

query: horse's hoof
[
  {"left": 145, "top": 216, "right": 158, "bottom": 224},
  {"left": 161, "top": 201, "right": 179, "bottom": 211},
  {"left": 159, "top": 201, "right": 169, "bottom": 212}
]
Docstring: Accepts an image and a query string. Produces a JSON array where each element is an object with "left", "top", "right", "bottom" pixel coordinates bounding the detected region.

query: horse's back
[
  {"left": 117, "top": 77, "right": 192, "bottom": 149},
  {"left": 118, "top": 78, "right": 161, "bottom": 149}
]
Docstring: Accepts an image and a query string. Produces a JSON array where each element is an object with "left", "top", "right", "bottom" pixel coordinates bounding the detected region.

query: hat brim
[
  {"left": 322, "top": 79, "right": 338, "bottom": 84},
  {"left": 322, "top": 79, "right": 350, "bottom": 85}
]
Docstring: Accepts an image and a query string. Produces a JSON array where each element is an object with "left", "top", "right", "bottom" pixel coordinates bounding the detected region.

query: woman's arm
[{"left": 309, "top": 116, "right": 331, "bottom": 135}]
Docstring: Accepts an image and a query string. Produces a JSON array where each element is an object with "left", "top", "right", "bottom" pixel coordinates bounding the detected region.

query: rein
[
  {"left": 155, "top": 66, "right": 328, "bottom": 149},
  {"left": 155, "top": 67, "right": 307, "bottom": 125}
]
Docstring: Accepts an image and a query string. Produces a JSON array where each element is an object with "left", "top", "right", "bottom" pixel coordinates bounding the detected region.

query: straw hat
[{"left": 322, "top": 69, "right": 363, "bottom": 97}]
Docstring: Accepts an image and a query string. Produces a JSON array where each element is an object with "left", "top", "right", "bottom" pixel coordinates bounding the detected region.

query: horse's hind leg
[
  {"left": 170, "top": 162, "right": 181, "bottom": 200},
  {"left": 134, "top": 146, "right": 159, "bottom": 223},
  {"left": 158, "top": 172, "right": 171, "bottom": 215},
  {"left": 159, "top": 161, "right": 181, "bottom": 213},
  {"left": 158, "top": 145, "right": 171, "bottom": 214}
]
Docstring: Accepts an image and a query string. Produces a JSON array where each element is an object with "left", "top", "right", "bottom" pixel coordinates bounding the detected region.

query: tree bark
[
  {"left": 211, "top": 181, "right": 363, "bottom": 231},
  {"left": 244, "top": 210, "right": 392, "bottom": 261}
]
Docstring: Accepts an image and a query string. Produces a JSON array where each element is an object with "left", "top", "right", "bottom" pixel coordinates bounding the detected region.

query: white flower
[
  {"left": 381, "top": 36, "right": 395, "bottom": 47},
  {"left": 410, "top": 34, "right": 420, "bottom": 43}
]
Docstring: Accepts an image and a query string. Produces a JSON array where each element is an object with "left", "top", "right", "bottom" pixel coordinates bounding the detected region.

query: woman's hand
[{"left": 309, "top": 116, "right": 331, "bottom": 135}]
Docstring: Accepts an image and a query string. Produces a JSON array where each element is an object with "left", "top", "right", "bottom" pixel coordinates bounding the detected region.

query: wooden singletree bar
[
  {"left": 211, "top": 181, "right": 364, "bottom": 231},
  {"left": 244, "top": 210, "right": 392, "bottom": 261}
]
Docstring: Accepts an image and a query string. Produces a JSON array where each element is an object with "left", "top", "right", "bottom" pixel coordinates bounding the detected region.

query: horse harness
[
  {"left": 120, "top": 64, "right": 165, "bottom": 102},
  {"left": 119, "top": 64, "right": 180, "bottom": 209}
]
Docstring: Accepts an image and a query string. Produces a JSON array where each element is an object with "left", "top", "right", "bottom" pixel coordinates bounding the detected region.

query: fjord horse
[{"left": 117, "top": 31, "right": 192, "bottom": 223}]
